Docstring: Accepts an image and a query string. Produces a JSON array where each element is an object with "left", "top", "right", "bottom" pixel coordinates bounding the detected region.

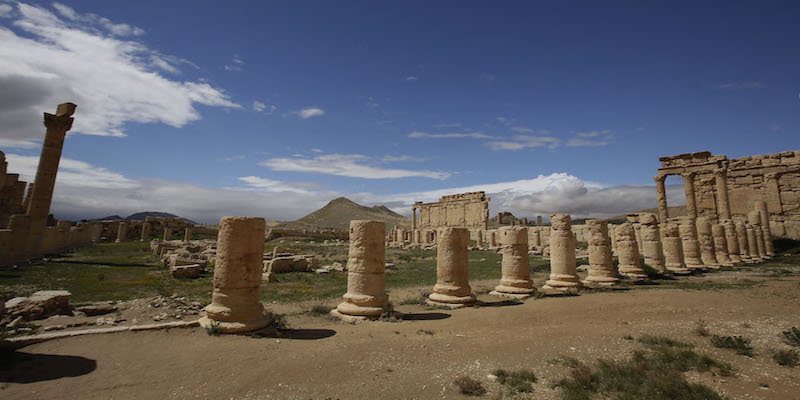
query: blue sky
[{"left": 1, "top": 1, "right": 799, "bottom": 223}]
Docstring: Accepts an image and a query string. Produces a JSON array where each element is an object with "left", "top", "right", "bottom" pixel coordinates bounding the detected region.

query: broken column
[
  {"left": 711, "top": 223, "right": 734, "bottom": 267},
  {"left": 695, "top": 217, "right": 719, "bottom": 269},
  {"left": 163, "top": 227, "right": 171, "bottom": 241},
  {"left": 662, "top": 222, "right": 690, "bottom": 274},
  {"left": 491, "top": 226, "right": 535, "bottom": 299},
  {"left": 488, "top": 231, "right": 497, "bottom": 247},
  {"left": 333, "top": 220, "right": 393, "bottom": 320},
  {"left": 115, "top": 221, "right": 127, "bottom": 243},
  {"left": 199, "top": 217, "right": 269, "bottom": 333},
  {"left": 734, "top": 220, "right": 754, "bottom": 263},
  {"left": 616, "top": 223, "right": 647, "bottom": 279},
  {"left": 754, "top": 201, "right": 775, "bottom": 256},
  {"left": 25, "top": 103, "right": 77, "bottom": 259},
  {"left": 721, "top": 220, "right": 742, "bottom": 264},
  {"left": 582, "top": 219, "right": 619, "bottom": 286},
  {"left": 639, "top": 213, "right": 668, "bottom": 273},
  {"left": 543, "top": 214, "right": 582, "bottom": 290},
  {"left": 678, "top": 217, "right": 704, "bottom": 270},
  {"left": 184, "top": 227, "right": 192, "bottom": 242},
  {"left": 748, "top": 211, "right": 769, "bottom": 260},
  {"left": 745, "top": 221, "right": 762, "bottom": 262},
  {"left": 141, "top": 222, "right": 151, "bottom": 241},
  {"left": 427, "top": 227, "right": 476, "bottom": 308}
]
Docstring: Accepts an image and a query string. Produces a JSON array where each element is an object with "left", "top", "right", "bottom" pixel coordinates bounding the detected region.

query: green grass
[
  {"left": 710, "top": 335, "right": 754, "bottom": 357},
  {"left": 493, "top": 368, "right": 537, "bottom": 393},
  {"left": 554, "top": 339, "right": 730, "bottom": 400}
]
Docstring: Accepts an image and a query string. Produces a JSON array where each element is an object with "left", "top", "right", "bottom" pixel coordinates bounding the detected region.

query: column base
[
  {"left": 666, "top": 265, "right": 691, "bottom": 275},
  {"left": 489, "top": 290, "right": 534, "bottom": 300},
  {"left": 426, "top": 293, "right": 476, "bottom": 309},
  {"left": 198, "top": 315, "right": 270, "bottom": 334},
  {"left": 581, "top": 276, "right": 620, "bottom": 286}
]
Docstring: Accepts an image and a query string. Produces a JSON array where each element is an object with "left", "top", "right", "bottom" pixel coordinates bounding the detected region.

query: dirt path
[{"left": 2, "top": 273, "right": 799, "bottom": 400}]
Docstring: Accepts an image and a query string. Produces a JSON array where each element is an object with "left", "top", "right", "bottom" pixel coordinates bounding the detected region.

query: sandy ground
[{"left": 2, "top": 272, "right": 799, "bottom": 400}]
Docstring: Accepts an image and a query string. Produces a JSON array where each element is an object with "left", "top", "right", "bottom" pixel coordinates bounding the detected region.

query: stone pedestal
[
  {"left": 333, "top": 220, "right": 393, "bottom": 321},
  {"left": 427, "top": 227, "right": 476, "bottom": 308},
  {"left": 115, "top": 222, "right": 127, "bottom": 243},
  {"left": 754, "top": 201, "right": 775, "bottom": 257},
  {"left": 141, "top": 222, "right": 151, "bottom": 241},
  {"left": 543, "top": 214, "right": 582, "bottom": 290},
  {"left": 734, "top": 221, "right": 755, "bottom": 264},
  {"left": 491, "top": 226, "right": 535, "bottom": 298},
  {"left": 721, "top": 220, "right": 742, "bottom": 264},
  {"left": 748, "top": 211, "right": 769, "bottom": 260},
  {"left": 711, "top": 223, "right": 733, "bottom": 267},
  {"left": 639, "top": 213, "right": 667, "bottom": 273},
  {"left": 616, "top": 223, "right": 647, "bottom": 279},
  {"left": 695, "top": 217, "right": 719, "bottom": 269},
  {"left": 199, "top": 217, "right": 269, "bottom": 333},
  {"left": 662, "top": 222, "right": 690, "bottom": 274},
  {"left": 678, "top": 217, "right": 704, "bottom": 270},
  {"left": 582, "top": 219, "right": 619, "bottom": 286}
]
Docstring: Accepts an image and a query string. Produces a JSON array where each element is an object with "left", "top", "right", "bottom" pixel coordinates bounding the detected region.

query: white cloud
[
  {"left": 252, "top": 101, "right": 276, "bottom": 114},
  {"left": 260, "top": 154, "right": 451, "bottom": 180},
  {"left": 311, "top": 148, "right": 324, "bottom": 153},
  {"left": 237, "top": 176, "right": 316, "bottom": 194},
  {"left": 223, "top": 155, "right": 246, "bottom": 161},
  {"left": 6, "top": 153, "right": 138, "bottom": 189},
  {"left": 0, "top": 4, "right": 14, "bottom": 18},
  {"left": 52, "top": 3, "right": 144, "bottom": 36},
  {"left": 566, "top": 138, "right": 609, "bottom": 147},
  {"left": 380, "top": 155, "right": 426, "bottom": 163},
  {"left": 408, "top": 131, "right": 493, "bottom": 139},
  {"left": 511, "top": 126, "right": 533, "bottom": 133},
  {"left": 224, "top": 54, "right": 244, "bottom": 71},
  {"left": 0, "top": 3, "right": 239, "bottom": 147},
  {"left": 405, "top": 76, "right": 418, "bottom": 81},
  {"left": 432, "top": 122, "right": 461, "bottom": 128},
  {"left": 718, "top": 81, "right": 764, "bottom": 89},
  {"left": 294, "top": 107, "right": 325, "bottom": 119},
  {"left": 576, "top": 129, "right": 611, "bottom": 138},
  {"left": 486, "top": 135, "right": 561, "bottom": 151}
]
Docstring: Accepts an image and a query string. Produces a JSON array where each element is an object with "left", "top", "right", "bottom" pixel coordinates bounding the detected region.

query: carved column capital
[
  {"left": 653, "top": 175, "right": 666, "bottom": 184},
  {"left": 712, "top": 168, "right": 727, "bottom": 177},
  {"left": 43, "top": 113, "right": 74, "bottom": 132},
  {"left": 681, "top": 171, "right": 696, "bottom": 179}
]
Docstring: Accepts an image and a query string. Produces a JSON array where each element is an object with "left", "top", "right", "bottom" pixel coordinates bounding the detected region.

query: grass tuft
[
  {"left": 205, "top": 321, "right": 221, "bottom": 336},
  {"left": 711, "top": 335, "right": 754, "bottom": 357},
  {"left": 493, "top": 368, "right": 537, "bottom": 393},
  {"left": 308, "top": 304, "right": 330, "bottom": 315},
  {"left": 782, "top": 327, "right": 800, "bottom": 347},
  {"left": 773, "top": 349, "right": 799, "bottom": 367},
  {"left": 638, "top": 335, "right": 693, "bottom": 349},
  {"left": 453, "top": 376, "right": 486, "bottom": 396}
]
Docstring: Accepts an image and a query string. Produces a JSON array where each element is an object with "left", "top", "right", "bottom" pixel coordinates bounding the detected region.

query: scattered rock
[
  {"left": 4, "top": 290, "right": 73, "bottom": 321},
  {"left": 75, "top": 303, "right": 118, "bottom": 316}
]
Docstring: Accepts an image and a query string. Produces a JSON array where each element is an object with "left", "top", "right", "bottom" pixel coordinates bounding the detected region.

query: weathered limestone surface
[
  {"left": 582, "top": 220, "right": 619, "bottom": 286},
  {"left": 745, "top": 222, "right": 762, "bottom": 262},
  {"left": 639, "top": 213, "right": 667, "bottom": 273},
  {"left": 115, "top": 222, "right": 127, "bottom": 243},
  {"left": 616, "top": 223, "right": 647, "bottom": 279},
  {"left": 755, "top": 201, "right": 775, "bottom": 256},
  {"left": 184, "top": 227, "right": 192, "bottom": 242},
  {"left": 4, "top": 290, "right": 72, "bottom": 321},
  {"left": 722, "top": 220, "right": 742, "bottom": 264},
  {"left": 677, "top": 217, "right": 704, "bottom": 270},
  {"left": 695, "top": 217, "right": 719, "bottom": 269},
  {"left": 428, "top": 227, "right": 476, "bottom": 308},
  {"left": 412, "top": 192, "right": 489, "bottom": 231},
  {"left": 199, "top": 217, "right": 269, "bottom": 333},
  {"left": 333, "top": 220, "right": 392, "bottom": 320},
  {"left": 163, "top": 227, "right": 172, "bottom": 241},
  {"left": 748, "top": 211, "right": 769, "bottom": 259},
  {"left": 543, "top": 214, "right": 582, "bottom": 290},
  {"left": 141, "top": 222, "right": 151, "bottom": 241},
  {"left": 662, "top": 222, "right": 690, "bottom": 274},
  {"left": 734, "top": 220, "right": 754, "bottom": 263},
  {"left": 711, "top": 223, "right": 733, "bottom": 267},
  {"left": 491, "top": 226, "right": 535, "bottom": 298}
]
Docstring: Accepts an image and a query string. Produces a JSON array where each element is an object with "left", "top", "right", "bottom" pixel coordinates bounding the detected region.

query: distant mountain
[
  {"left": 95, "top": 215, "right": 124, "bottom": 221},
  {"left": 278, "top": 197, "right": 410, "bottom": 231},
  {"left": 125, "top": 211, "right": 198, "bottom": 225}
]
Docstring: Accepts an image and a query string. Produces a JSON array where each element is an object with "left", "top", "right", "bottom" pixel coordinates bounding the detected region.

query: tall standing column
[
  {"left": 427, "top": 227, "right": 476, "bottom": 308},
  {"left": 683, "top": 172, "right": 697, "bottom": 220},
  {"left": 662, "top": 222, "right": 690, "bottom": 274},
  {"left": 616, "top": 223, "right": 647, "bottom": 279},
  {"left": 115, "top": 221, "right": 127, "bottom": 243},
  {"left": 491, "top": 226, "right": 535, "bottom": 298},
  {"left": 333, "top": 220, "right": 393, "bottom": 321},
  {"left": 678, "top": 217, "right": 704, "bottom": 270},
  {"left": 696, "top": 217, "right": 719, "bottom": 269},
  {"left": 721, "top": 220, "right": 742, "bottom": 264},
  {"left": 199, "top": 217, "right": 269, "bottom": 333},
  {"left": 654, "top": 175, "right": 669, "bottom": 223},
  {"left": 411, "top": 207, "right": 417, "bottom": 231},
  {"left": 640, "top": 213, "right": 667, "bottom": 273},
  {"left": 754, "top": 201, "right": 775, "bottom": 256},
  {"left": 543, "top": 214, "right": 582, "bottom": 290},
  {"left": 25, "top": 103, "right": 76, "bottom": 259},
  {"left": 163, "top": 227, "right": 171, "bottom": 241},
  {"left": 582, "top": 219, "right": 619, "bottom": 286},
  {"left": 734, "top": 220, "right": 753, "bottom": 263},
  {"left": 748, "top": 211, "right": 769, "bottom": 260},
  {"left": 713, "top": 168, "right": 731, "bottom": 221}
]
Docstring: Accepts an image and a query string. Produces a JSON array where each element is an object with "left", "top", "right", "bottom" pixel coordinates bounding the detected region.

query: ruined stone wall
[
  {"left": 0, "top": 151, "right": 29, "bottom": 228},
  {"left": 413, "top": 191, "right": 489, "bottom": 230},
  {"left": 265, "top": 228, "right": 349, "bottom": 242}
]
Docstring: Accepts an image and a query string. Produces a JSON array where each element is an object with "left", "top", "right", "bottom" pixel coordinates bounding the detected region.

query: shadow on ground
[{"left": 0, "top": 351, "right": 97, "bottom": 383}]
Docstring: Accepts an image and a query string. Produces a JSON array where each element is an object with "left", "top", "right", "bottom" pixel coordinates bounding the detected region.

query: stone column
[
  {"left": 199, "top": 217, "right": 269, "bottom": 333},
  {"left": 616, "top": 223, "right": 647, "bottom": 279},
  {"left": 745, "top": 222, "right": 762, "bottom": 262},
  {"left": 713, "top": 168, "right": 731, "bottom": 221},
  {"left": 662, "top": 222, "right": 690, "bottom": 274},
  {"left": 491, "top": 226, "right": 535, "bottom": 298},
  {"left": 754, "top": 201, "right": 775, "bottom": 256},
  {"left": 683, "top": 172, "right": 697, "bottom": 219},
  {"left": 734, "top": 220, "right": 753, "bottom": 263},
  {"left": 543, "top": 214, "right": 582, "bottom": 290},
  {"left": 163, "top": 227, "right": 171, "bottom": 241},
  {"left": 477, "top": 230, "right": 484, "bottom": 248},
  {"left": 582, "top": 219, "right": 619, "bottom": 286},
  {"left": 748, "top": 211, "right": 769, "bottom": 260},
  {"left": 427, "top": 227, "right": 476, "bottom": 308},
  {"left": 764, "top": 173, "right": 783, "bottom": 214},
  {"left": 25, "top": 103, "right": 77, "bottom": 259},
  {"left": 695, "top": 217, "right": 719, "bottom": 269},
  {"left": 654, "top": 175, "right": 669, "bottom": 223},
  {"left": 141, "top": 222, "right": 151, "bottom": 241},
  {"left": 333, "top": 220, "right": 393, "bottom": 321},
  {"left": 115, "top": 221, "right": 127, "bottom": 243},
  {"left": 489, "top": 231, "right": 496, "bottom": 247},
  {"left": 640, "top": 213, "right": 667, "bottom": 273},
  {"left": 184, "top": 227, "right": 192, "bottom": 242},
  {"left": 411, "top": 207, "right": 417, "bottom": 231},
  {"left": 678, "top": 217, "right": 704, "bottom": 270},
  {"left": 721, "top": 220, "right": 741, "bottom": 264},
  {"left": 711, "top": 223, "right": 733, "bottom": 267}
]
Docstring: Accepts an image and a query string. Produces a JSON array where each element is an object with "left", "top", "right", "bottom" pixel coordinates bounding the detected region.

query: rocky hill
[
  {"left": 279, "top": 197, "right": 410, "bottom": 231},
  {"left": 95, "top": 211, "right": 197, "bottom": 225}
]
